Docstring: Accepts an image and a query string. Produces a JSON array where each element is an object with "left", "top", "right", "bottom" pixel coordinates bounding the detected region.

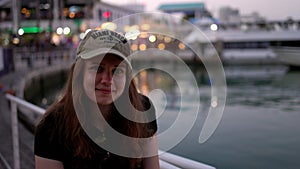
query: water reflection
[
  {"left": 225, "top": 66, "right": 300, "bottom": 111},
  {"left": 133, "top": 64, "right": 300, "bottom": 169},
  {"left": 135, "top": 69, "right": 179, "bottom": 110}
]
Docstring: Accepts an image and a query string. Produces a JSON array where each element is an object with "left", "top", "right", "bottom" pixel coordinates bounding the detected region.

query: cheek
[
  {"left": 83, "top": 73, "right": 95, "bottom": 93},
  {"left": 114, "top": 76, "right": 126, "bottom": 92}
]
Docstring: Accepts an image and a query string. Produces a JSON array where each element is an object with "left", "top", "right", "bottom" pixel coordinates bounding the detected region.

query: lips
[{"left": 96, "top": 88, "right": 112, "bottom": 94}]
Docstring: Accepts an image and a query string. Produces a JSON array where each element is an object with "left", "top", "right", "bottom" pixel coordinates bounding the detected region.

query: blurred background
[{"left": 1, "top": 1, "right": 300, "bottom": 169}]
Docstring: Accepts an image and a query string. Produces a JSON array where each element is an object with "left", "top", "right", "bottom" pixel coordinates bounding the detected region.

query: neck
[
  {"left": 99, "top": 104, "right": 113, "bottom": 119},
  {"left": 89, "top": 103, "right": 113, "bottom": 132}
]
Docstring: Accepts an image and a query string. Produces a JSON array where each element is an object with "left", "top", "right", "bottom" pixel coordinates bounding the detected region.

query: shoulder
[
  {"left": 36, "top": 110, "right": 60, "bottom": 133},
  {"left": 35, "top": 109, "right": 61, "bottom": 144},
  {"left": 34, "top": 109, "right": 65, "bottom": 161}
]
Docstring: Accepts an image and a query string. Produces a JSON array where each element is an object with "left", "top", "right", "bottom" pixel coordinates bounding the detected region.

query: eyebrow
[
  {"left": 115, "top": 64, "right": 126, "bottom": 68},
  {"left": 91, "top": 62, "right": 126, "bottom": 68}
]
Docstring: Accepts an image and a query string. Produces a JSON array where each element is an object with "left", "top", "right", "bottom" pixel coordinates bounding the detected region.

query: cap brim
[{"left": 78, "top": 48, "right": 132, "bottom": 68}]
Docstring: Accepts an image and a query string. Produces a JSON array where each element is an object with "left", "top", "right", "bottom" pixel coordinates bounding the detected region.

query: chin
[{"left": 97, "top": 100, "right": 113, "bottom": 106}]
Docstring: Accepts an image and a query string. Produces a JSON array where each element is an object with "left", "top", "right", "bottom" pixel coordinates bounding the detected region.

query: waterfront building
[
  {"left": 0, "top": 0, "right": 143, "bottom": 47},
  {"left": 218, "top": 6, "right": 241, "bottom": 24}
]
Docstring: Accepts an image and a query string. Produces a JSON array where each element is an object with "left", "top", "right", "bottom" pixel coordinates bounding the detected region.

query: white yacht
[
  {"left": 272, "top": 46, "right": 300, "bottom": 69},
  {"left": 186, "top": 18, "right": 300, "bottom": 65}
]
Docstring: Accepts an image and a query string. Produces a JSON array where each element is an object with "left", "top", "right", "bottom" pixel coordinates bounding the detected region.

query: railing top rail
[
  {"left": 159, "top": 150, "right": 216, "bottom": 169},
  {"left": 5, "top": 94, "right": 45, "bottom": 115}
]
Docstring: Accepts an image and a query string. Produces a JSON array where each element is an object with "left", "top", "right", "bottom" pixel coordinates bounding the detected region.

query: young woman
[{"left": 34, "top": 29, "right": 159, "bottom": 169}]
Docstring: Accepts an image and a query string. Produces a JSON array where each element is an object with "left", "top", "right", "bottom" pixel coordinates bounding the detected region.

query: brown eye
[{"left": 96, "top": 66, "right": 104, "bottom": 73}]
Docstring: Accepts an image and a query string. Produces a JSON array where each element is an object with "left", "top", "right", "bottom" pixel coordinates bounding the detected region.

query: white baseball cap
[{"left": 76, "top": 29, "right": 132, "bottom": 67}]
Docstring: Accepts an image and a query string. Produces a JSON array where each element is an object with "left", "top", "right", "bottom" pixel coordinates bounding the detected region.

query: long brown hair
[{"left": 37, "top": 56, "right": 151, "bottom": 167}]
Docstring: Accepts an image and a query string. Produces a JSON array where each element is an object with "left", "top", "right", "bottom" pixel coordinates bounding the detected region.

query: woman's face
[{"left": 83, "top": 54, "right": 127, "bottom": 105}]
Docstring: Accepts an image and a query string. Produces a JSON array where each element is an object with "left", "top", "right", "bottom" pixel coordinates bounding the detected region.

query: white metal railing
[
  {"left": 13, "top": 47, "right": 75, "bottom": 71},
  {"left": 5, "top": 94, "right": 45, "bottom": 169},
  {"left": 5, "top": 94, "right": 215, "bottom": 169},
  {"left": 159, "top": 151, "right": 215, "bottom": 169}
]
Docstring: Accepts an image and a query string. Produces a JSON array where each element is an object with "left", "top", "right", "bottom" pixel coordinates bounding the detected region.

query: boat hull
[{"left": 273, "top": 47, "right": 300, "bottom": 68}]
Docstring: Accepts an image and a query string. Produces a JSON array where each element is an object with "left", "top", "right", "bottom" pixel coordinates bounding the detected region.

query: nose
[{"left": 100, "top": 70, "right": 113, "bottom": 84}]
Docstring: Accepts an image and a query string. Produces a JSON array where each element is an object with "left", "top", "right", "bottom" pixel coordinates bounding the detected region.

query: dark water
[
  {"left": 152, "top": 65, "right": 300, "bottom": 169},
  {"left": 44, "top": 64, "right": 300, "bottom": 169}
]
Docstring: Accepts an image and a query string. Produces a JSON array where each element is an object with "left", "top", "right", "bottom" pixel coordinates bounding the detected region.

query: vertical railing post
[{"left": 10, "top": 100, "right": 20, "bottom": 169}]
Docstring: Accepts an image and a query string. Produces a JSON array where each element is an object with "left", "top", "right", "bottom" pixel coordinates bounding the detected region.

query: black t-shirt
[{"left": 34, "top": 94, "right": 157, "bottom": 169}]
